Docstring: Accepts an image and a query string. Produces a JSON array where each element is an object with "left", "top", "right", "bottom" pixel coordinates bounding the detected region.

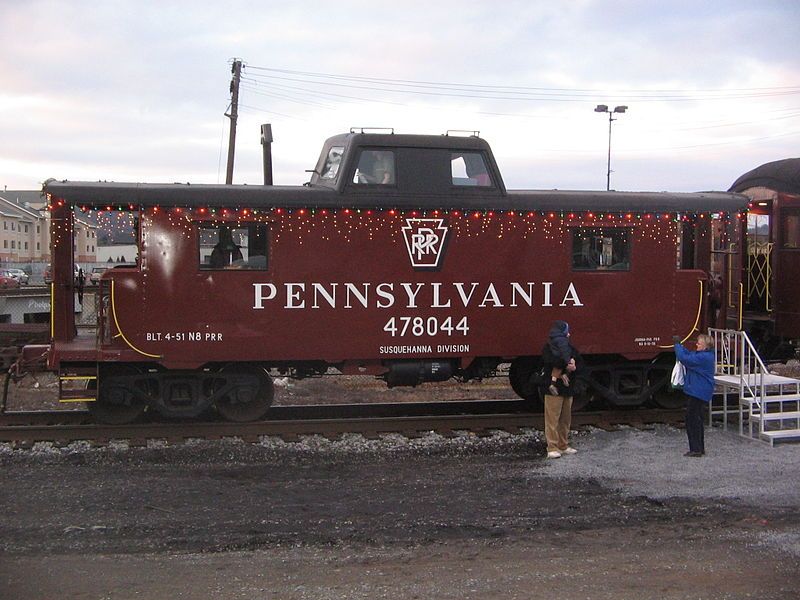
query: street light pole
[{"left": 594, "top": 104, "right": 628, "bottom": 190}]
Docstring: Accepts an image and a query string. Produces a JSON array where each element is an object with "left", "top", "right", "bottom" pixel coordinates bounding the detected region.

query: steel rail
[{"left": 0, "top": 408, "right": 684, "bottom": 446}]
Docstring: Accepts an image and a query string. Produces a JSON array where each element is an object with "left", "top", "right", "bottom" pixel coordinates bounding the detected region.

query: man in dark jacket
[
  {"left": 540, "top": 321, "right": 583, "bottom": 459},
  {"left": 674, "top": 333, "right": 716, "bottom": 457}
]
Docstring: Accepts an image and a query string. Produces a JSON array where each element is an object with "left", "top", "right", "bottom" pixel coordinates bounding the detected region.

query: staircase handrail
[{"left": 709, "top": 328, "right": 767, "bottom": 432}]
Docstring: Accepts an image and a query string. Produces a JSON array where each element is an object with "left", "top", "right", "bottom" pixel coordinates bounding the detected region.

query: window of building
[
  {"left": 572, "top": 227, "right": 631, "bottom": 271},
  {"left": 3, "top": 241, "right": 6, "bottom": 248},
  {"left": 198, "top": 223, "right": 269, "bottom": 270},
  {"left": 451, "top": 152, "right": 492, "bottom": 187},
  {"left": 24, "top": 242, "right": 28, "bottom": 250},
  {"left": 3, "top": 222, "right": 6, "bottom": 230},
  {"left": 37, "top": 242, "right": 40, "bottom": 250},
  {"left": 352, "top": 150, "right": 395, "bottom": 185},
  {"left": 11, "top": 222, "right": 15, "bottom": 231},
  {"left": 24, "top": 225, "right": 28, "bottom": 233},
  {"left": 37, "top": 225, "right": 40, "bottom": 234}
]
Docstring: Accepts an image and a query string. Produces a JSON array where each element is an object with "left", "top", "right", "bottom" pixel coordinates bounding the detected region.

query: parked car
[
  {"left": 44, "top": 264, "right": 83, "bottom": 286},
  {"left": 89, "top": 266, "right": 109, "bottom": 285},
  {"left": 5, "top": 268, "right": 29, "bottom": 285},
  {"left": 0, "top": 272, "right": 21, "bottom": 289}
]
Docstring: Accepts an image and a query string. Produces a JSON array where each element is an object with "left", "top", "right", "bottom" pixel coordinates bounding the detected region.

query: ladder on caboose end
[
  {"left": 710, "top": 328, "right": 800, "bottom": 446},
  {"left": 58, "top": 366, "right": 97, "bottom": 404}
]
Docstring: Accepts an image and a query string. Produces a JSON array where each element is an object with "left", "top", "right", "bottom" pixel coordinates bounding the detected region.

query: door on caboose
[
  {"left": 709, "top": 213, "right": 742, "bottom": 330},
  {"left": 773, "top": 194, "right": 800, "bottom": 339}
]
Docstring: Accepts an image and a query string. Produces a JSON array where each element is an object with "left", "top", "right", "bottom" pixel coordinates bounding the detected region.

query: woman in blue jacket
[{"left": 674, "top": 333, "right": 716, "bottom": 457}]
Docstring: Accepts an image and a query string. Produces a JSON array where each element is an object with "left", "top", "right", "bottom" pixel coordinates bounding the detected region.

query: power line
[
  {"left": 247, "top": 65, "right": 800, "bottom": 95},
  {"left": 244, "top": 65, "right": 800, "bottom": 102}
]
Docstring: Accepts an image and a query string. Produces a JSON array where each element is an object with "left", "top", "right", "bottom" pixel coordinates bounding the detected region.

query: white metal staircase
[{"left": 709, "top": 328, "right": 800, "bottom": 446}]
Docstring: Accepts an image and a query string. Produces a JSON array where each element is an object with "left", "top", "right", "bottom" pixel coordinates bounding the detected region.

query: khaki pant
[{"left": 544, "top": 394, "right": 573, "bottom": 452}]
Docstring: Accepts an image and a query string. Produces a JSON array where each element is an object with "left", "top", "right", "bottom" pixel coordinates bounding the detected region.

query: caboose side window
[
  {"left": 782, "top": 210, "right": 800, "bottom": 249},
  {"left": 198, "top": 223, "right": 269, "bottom": 270},
  {"left": 353, "top": 149, "right": 395, "bottom": 185},
  {"left": 320, "top": 146, "right": 344, "bottom": 181},
  {"left": 572, "top": 227, "right": 630, "bottom": 271},
  {"left": 451, "top": 152, "right": 492, "bottom": 187}
]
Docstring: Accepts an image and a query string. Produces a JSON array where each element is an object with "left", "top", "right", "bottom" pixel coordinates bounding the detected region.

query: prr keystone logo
[{"left": 402, "top": 218, "right": 449, "bottom": 270}]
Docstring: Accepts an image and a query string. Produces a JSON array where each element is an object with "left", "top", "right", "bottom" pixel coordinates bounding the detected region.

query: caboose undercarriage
[
  {"left": 52, "top": 350, "right": 681, "bottom": 424},
  {"left": 58, "top": 361, "right": 275, "bottom": 424}
]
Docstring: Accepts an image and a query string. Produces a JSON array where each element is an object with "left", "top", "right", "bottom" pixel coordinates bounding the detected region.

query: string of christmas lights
[{"left": 46, "top": 196, "right": 746, "bottom": 251}]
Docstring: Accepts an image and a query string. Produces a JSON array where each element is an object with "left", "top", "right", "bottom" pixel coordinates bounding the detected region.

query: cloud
[{"left": 1, "top": 0, "right": 798, "bottom": 191}]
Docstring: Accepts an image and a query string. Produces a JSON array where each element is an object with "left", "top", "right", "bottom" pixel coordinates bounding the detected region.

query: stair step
[
  {"left": 752, "top": 411, "right": 800, "bottom": 422},
  {"left": 761, "top": 393, "right": 800, "bottom": 403},
  {"left": 740, "top": 395, "right": 800, "bottom": 408},
  {"left": 59, "top": 391, "right": 97, "bottom": 403},
  {"left": 760, "top": 429, "right": 800, "bottom": 440},
  {"left": 59, "top": 367, "right": 97, "bottom": 403}
]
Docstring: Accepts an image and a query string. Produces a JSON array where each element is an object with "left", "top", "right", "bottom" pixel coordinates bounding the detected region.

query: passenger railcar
[
  {"left": 31, "top": 131, "right": 748, "bottom": 422},
  {"left": 728, "top": 158, "right": 800, "bottom": 358}
]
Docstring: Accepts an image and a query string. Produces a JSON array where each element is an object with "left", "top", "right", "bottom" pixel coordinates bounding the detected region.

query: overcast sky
[{"left": 1, "top": 0, "right": 798, "bottom": 193}]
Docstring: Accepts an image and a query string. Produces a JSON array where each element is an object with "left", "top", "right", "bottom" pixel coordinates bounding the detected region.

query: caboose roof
[{"left": 43, "top": 180, "right": 746, "bottom": 213}]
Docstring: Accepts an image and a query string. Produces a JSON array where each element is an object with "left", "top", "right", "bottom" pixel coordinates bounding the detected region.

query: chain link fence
[{"left": 0, "top": 289, "right": 98, "bottom": 328}]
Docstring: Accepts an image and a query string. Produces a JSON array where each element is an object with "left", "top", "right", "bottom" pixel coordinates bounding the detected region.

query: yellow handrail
[
  {"left": 658, "top": 279, "right": 704, "bottom": 348},
  {"left": 110, "top": 279, "right": 162, "bottom": 359},
  {"left": 50, "top": 282, "right": 54, "bottom": 339}
]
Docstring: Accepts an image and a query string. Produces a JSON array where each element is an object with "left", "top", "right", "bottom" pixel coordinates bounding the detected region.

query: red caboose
[{"left": 38, "top": 131, "right": 747, "bottom": 422}]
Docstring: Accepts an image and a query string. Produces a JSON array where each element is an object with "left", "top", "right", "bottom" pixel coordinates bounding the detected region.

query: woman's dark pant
[{"left": 684, "top": 394, "right": 706, "bottom": 453}]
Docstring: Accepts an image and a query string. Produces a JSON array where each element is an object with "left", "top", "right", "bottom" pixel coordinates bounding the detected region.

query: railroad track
[{"left": 0, "top": 402, "right": 684, "bottom": 446}]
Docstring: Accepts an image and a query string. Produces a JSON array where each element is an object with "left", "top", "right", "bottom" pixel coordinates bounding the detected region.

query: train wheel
[
  {"left": 215, "top": 364, "right": 274, "bottom": 422},
  {"left": 570, "top": 387, "right": 594, "bottom": 411},
  {"left": 651, "top": 387, "right": 686, "bottom": 409},
  {"left": 89, "top": 365, "right": 147, "bottom": 425},
  {"left": 509, "top": 357, "right": 544, "bottom": 411}
]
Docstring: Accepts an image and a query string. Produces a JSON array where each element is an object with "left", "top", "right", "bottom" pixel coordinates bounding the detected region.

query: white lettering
[
  {"left": 431, "top": 282, "right": 451, "bottom": 308},
  {"left": 253, "top": 283, "right": 277, "bottom": 309},
  {"left": 312, "top": 283, "right": 337, "bottom": 309},
  {"left": 542, "top": 281, "right": 553, "bottom": 307},
  {"left": 376, "top": 283, "right": 395, "bottom": 308},
  {"left": 251, "top": 281, "right": 583, "bottom": 311},
  {"left": 345, "top": 283, "right": 370, "bottom": 309},
  {"left": 559, "top": 282, "right": 584, "bottom": 306},
  {"left": 479, "top": 283, "right": 503, "bottom": 307},
  {"left": 285, "top": 283, "right": 305, "bottom": 309},
  {"left": 379, "top": 344, "right": 433, "bottom": 354},
  {"left": 454, "top": 282, "right": 480, "bottom": 307},
  {"left": 411, "top": 228, "right": 439, "bottom": 260},
  {"left": 437, "top": 344, "right": 470, "bottom": 353},
  {"left": 400, "top": 282, "right": 424, "bottom": 308},
  {"left": 510, "top": 282, "right": 534, "bottom": 307}
]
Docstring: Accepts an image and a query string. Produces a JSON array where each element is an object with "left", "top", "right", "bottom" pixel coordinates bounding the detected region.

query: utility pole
[
  {"left": 225, "top": 59, "right": 243, "bottom": 185},
  {"left": 594, "top": 104, "right": 628, "bottom": 191},
  {"left": 261, "top": 124, "right": 273, "bottom": 185}
]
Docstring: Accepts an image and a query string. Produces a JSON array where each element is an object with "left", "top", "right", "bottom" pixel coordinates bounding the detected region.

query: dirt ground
[
  {"left": 2, "top": 367, "right": 800, "bottom": 599},
  {"left": 1, "top": 419, "right": 799, "bottom": 599}
]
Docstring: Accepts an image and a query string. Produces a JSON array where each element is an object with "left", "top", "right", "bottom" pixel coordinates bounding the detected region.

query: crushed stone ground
[{"left": 1, "top": 423, "right": 799, "bottom": 599}]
